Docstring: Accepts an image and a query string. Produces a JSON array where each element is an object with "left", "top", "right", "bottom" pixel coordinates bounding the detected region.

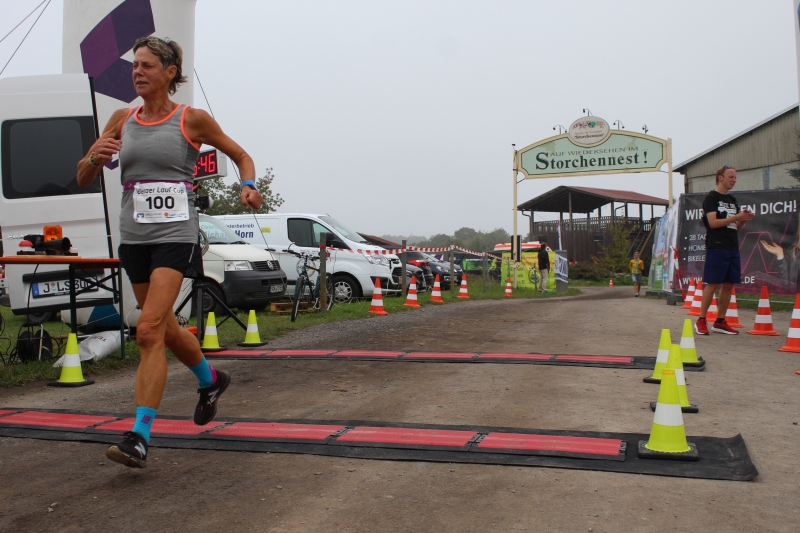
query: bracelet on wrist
[
  {"left": 88, "top": 151, "right": 99, "bottom": 168},
  {"left": 240, "top": 179, "right": 257, "bottom": 192}
]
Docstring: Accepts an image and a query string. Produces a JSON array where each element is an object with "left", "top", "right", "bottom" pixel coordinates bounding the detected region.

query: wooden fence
[{"left": 530, "top": 217, "right": 657, "bottom": 263}]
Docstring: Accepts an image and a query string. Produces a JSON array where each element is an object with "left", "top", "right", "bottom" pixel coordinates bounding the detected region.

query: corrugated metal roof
[
  {"left": 674, "top": 103, "right": 799, "bottom": 173},
  {"left": 517, "top": 186, "right": 667, "bottom": 213}
]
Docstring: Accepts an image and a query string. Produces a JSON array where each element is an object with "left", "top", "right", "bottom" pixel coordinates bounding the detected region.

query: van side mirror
[{"left": 326, "top": 234, "right": 345, "bottom": 248}]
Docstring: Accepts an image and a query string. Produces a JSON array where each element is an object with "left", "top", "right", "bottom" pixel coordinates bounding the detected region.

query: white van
[
  {"left": 216, "top": 214, "right": 402, "bottom": 302},
  {"left": 198, "top": 215, "right": 286, "bottom": 313}
]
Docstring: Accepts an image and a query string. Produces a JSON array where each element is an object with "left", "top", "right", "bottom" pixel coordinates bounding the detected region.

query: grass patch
[
  {"left": 0, "top": 276, "right": 581, "bottom": 387},
  {"left": 0, "top": 306, "right": 141, "bottom": 388}
]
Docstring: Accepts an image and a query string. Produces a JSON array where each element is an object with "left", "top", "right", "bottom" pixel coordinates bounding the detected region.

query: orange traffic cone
[
  {"left": 748, "top": 286, "right": 779, "bottom": 336},
  {"left": 430, "top": 274, "right": 444, "bottom": 303},
  {"left": 778, "top": 294, "right": 800, "bottom": 352},
  {"left": 725, "top": 287, "right": 744, "bottom": 328},
  {"left": 687, "top": 280, "right": 703, "bottom": 317},
  {"left": 609, "top": 278, "right": 614, "bottom": 287},
  {"left": 368, "top": 278, "right": 388, "bottom": 316},
  {"left": 681, "top": 279, "right": 696, "bottom": 309},
  {"left": 504, "top": 278, "right": 513, "bottom": 297},
  {"left": 457, "top": 275, "right": 470, "bottom": 299},
  {"left": 706, "top": 295, "right": 719, "bottom": 321},
  {"left": 404, "top": 275, "right": 421, "bottom": 308}
]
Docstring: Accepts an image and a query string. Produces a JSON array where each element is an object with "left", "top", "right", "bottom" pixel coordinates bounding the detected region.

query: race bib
[{"left": 132, "top": 182, "right": 190, "bottom": 224}]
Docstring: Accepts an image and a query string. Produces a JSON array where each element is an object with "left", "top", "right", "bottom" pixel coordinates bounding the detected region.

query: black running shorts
[{"left": 118, "top": 242, "right": 204, "bottom": 284}]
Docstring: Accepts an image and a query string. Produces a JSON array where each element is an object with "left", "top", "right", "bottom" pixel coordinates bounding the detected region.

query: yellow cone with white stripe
[
  {"left": 667, "top": 343, "right": 692, "bottom": 409},
  {"left": 644, "top": 329, "right": 670, "bottom": 383},
  {"left": 59, "top": 334, "right": 87, "bottom": 383},
  {"left": 679, "top": 319, "right": 700, "bottom": 364},
  {"left": 644, "top": 369, "right": 691, "bottom": 453},
  {"left": 240, "top": 310, "right": 264, "bottom": 346},
  {"left": 201, "top": 312, "right": 221, "bottom": 351}
]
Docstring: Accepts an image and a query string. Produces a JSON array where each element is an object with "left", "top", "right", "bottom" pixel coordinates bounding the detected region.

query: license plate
[
  {"left": 270, "top": 284, "right": 284, "bottom": 293},
  {"left": 31, "top": 278, "right": 98, "bottom": 298}
]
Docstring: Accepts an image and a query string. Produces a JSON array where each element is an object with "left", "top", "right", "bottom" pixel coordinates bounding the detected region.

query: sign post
[{"left": 513, "top": 116, "right": 672, "bottom": 272}]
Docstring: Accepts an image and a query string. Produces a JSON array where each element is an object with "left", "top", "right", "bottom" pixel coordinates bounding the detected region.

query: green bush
[{"left": 569, "top": 262, "right": 609, "bottom": 281}]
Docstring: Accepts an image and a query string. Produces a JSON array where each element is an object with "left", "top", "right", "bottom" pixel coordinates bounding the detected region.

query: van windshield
[
  {"left": 199, "top": 215, "right": 247, "bottom": 244},
  {"left": 319, "top": 216, "right": 368, "bottom": 244}
]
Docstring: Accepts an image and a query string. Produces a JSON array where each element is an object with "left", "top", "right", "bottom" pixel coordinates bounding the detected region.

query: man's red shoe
[
  {"left": 711, "top": 319, "right": 739, "bottom": 335},
  {"left": 695, "top": 317, "right": 709, "bottom": 335}
]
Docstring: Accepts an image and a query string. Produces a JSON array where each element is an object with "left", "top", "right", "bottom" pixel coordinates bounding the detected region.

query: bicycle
[{"left": 285, "top": 243, "right": 334, "bottom": 322}]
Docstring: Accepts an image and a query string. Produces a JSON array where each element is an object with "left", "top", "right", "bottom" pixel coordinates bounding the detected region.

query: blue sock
[
  {"left": 189, "top": 357, "right": 214, "bottom": 388},
  {"left": 131, "top": 406, "right": 157, "bottom": 443}
]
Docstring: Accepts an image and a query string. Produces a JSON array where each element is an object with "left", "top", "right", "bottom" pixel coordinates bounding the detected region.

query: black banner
[{"left": 678, "top": 188, "right": 800, "bottom": 296}]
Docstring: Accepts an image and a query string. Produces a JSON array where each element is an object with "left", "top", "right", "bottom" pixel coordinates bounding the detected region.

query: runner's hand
[
  {"left": 240, "top": 186, "right": 263, "bottom": 210},
  {"left": 93, "top": 138, "right": 121, "bottom": 165},
  {"left": 739, "top": 208, "right": 755, "bottom": 222}
]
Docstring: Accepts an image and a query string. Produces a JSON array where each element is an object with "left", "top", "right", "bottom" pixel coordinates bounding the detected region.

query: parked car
[
  {"left": 216, "top": 213, "right": 401, "bottom": 303},
  {"left": 198, "top": 215, "right": 287, "bottom": 313},
  {"left": 402, "top": 251, "right": 435, "bottom": 288},
  {"left": 405, "top": 263, "right": 427, "bottom": 293},
  {"left": 421, "top": 253, "right": 463, "bottom": 290}
]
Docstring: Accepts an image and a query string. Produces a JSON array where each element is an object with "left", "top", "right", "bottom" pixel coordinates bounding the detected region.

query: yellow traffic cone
[
  {"left": 48, "top": 333, "right": 94, "bottom": 387},
  {"left": 651, "top": 344, "right": 698, "bottom": 413},
  {"left": 238, "top": 310, "right": 267, "bottom": 347},
  {"left": 201, "top": 312, "right": 224, "bottom": 352},
  {"left": 638, "top": 369, "right": 699, "bottom": 460},
  {"left": 680, "top": 318, "right": 704, "bottom": 367},
  {"left": 643, "top": 329, "right": 670, "bottom": 384}
]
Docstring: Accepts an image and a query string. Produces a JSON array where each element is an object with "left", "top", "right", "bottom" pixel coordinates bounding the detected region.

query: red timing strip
[
  {"left": 0, "top": 411, "right": 116, "bottom": 429},
  {"left": 554, "top": 355, "right": 633, "bottom": 364},
  {"left": 210, "top": 350, "right": 270, "bottom": 357},
  {"left": 210, "top": 422, "right": 345, "bottom": 441},
  {"left": 332, "top": 350, "right": 405, "bottom": 358},
  {"left": 94, "top": 418, "right": 225, "bottom": 436},
  {"left": 0, "top": 410, "right": 18, "bottom": 417},
  {"left": 478, "top": 433, "right": 622, "bottom": 456},
  {"left": 264, "top": 350, "right": 335, "bottom": 357},
  {"left": 478, "top": 353, "right": 552, "bottom": 361},
  {"left": 335, "top": 426, "right": 477, "bottom": 447},
  {"left": 402, "top": 352, "right": 477, "bottom": 360}
]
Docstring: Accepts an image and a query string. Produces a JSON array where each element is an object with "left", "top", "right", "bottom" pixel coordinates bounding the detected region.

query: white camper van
[{"left": 216, "top": 214, "right": 402, "bottom": 302}]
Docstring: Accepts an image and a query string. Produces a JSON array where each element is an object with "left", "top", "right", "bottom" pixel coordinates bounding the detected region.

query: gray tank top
[{"left": 118, "top": 104, "right": 200, "bottom": 244}]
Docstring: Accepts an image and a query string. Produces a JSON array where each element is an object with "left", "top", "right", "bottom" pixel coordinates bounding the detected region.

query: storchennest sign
[{"left": 517, "top": 116, "right": 669, "bottom": 179}]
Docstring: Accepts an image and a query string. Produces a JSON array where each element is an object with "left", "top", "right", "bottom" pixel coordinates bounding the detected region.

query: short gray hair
[{"left": 132, "top": 36, "right": 187, "bottom": 95}]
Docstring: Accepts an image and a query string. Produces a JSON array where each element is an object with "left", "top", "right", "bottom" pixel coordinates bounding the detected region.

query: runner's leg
[
  {"left": 718, "top": 282, "right": 733, "bottom": 319},
  {"left": 132, "top": 267, "right": 187, "bottom": 409}
]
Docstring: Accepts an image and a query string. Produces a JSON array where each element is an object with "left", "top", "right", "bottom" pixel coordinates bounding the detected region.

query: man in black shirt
[
  {"left": 696, "top": 165, "right": 755, "bottom": 335},
  {"left": 537, "top": 244, "right": 550, "bottom": 293}
]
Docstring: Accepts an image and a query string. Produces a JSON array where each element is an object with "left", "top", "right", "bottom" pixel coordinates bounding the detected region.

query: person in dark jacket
[{"left": 537, "top": 245, "right": 550, "bottom": 292}]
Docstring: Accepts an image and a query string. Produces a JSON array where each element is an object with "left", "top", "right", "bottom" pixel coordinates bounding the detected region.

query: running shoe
[
  {"left": 194, "top": 370, "right": 231, "bottom": 425},
  {"left": 106, "top": 431, "right": 148, "bottom": 468},
  {"left": 694, "top": 317, "right": 709, "bottom": 336},
  {"left": 711, "top": 319, "right": 739, "bottom": 335}
]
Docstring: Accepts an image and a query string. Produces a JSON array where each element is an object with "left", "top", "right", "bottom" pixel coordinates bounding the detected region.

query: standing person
[
  {"left": 695, "top": 165, "right": 754, "bottom": 335},
  {"left": 629, "top": 252, "right": 644, "bottom": 297},
  {"left": 76, "top": 37, "right": 263, "bottom": 468},
  {"left": 537, "top": 244, "right": 550, "bottom": 293}
]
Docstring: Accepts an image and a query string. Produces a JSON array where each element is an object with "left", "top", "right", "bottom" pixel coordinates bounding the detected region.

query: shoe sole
[
  {"left": 710, "top": 327, "right": 738, "bottom": 335},
  {"left": 106, "top": 446, "right": 146, "bottom": 468},
  {"left": 195, "top": 371, "right": 231, "bottom": 426},
  {"left": 694, "top": 324, "right": 709, "bottom": 336}
]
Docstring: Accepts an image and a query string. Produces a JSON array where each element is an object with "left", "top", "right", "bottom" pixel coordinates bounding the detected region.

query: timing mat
[
  {"left": 0, "top": 409, "right": 752, "bottom": 480},
  {"left": 203, "top": 349, "right": 706, "bottom": 371}
]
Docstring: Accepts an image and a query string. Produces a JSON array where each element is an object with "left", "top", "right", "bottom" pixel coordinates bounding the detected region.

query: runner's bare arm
[
  {"left": 183, "top": 108, "right": 263, "bottom": 210},
  {"left": 77, "top": 108, "right": 128, "bottom": 187}
]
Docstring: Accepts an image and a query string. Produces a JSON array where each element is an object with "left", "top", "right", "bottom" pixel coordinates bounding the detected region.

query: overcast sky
[{"left": 1, "top": 0, "right": 798, "bottom": 237}]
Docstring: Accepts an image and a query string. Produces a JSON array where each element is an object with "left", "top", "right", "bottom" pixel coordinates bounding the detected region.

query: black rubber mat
[
  {"left": 0, "top": 409, "right": 753, "bottom": 480},
  {"left": 203, "top": 349, "right": 707, "bottom": 371}
]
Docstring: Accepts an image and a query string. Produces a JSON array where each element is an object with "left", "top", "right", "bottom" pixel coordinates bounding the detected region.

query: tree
[
  {"left": 591, "top": 222, "right": 630, "bottom": 273},
  {"left": 201, "top": 167, "right": 285, "bottom": 216}
]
